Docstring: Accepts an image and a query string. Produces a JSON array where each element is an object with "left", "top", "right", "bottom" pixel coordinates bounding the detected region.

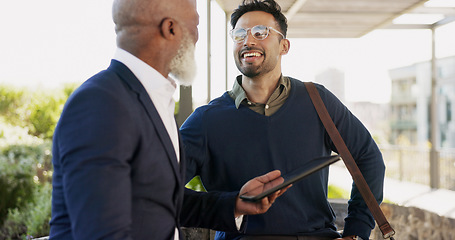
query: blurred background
[{"left": 0, "top": 0, "right": 454, "bottom": 238}]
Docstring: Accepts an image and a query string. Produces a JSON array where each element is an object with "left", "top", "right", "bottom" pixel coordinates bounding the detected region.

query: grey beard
[{"left": 169, "top": 37, "right": 197, "bottom": 86}]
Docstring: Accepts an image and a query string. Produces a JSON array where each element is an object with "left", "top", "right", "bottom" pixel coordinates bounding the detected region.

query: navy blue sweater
[{"left": 180, "top": 78, "right": 385, "bottom": 240}]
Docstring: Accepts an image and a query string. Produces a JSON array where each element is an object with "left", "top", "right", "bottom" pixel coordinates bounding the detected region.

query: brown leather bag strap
[{"left": 304, "top": 82, "right": 395, "bottom": 239}]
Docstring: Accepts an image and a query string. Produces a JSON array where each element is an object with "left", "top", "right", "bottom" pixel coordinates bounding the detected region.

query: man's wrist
[{"left": 343, "top": 217, "right": 371, "bottom": 240}]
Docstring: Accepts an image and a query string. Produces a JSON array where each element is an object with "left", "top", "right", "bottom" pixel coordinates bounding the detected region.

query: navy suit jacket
[{"left": 50, "top": 60, "right": 240, "bottom": 240}]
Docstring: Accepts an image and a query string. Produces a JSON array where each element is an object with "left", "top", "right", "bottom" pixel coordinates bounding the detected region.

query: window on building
[{"left": 447, "top": 100, "right": 452, "bottom": 122}]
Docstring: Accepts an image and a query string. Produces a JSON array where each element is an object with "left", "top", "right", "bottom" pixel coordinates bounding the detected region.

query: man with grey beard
[{"left": 49, "top": 0, "right": 288, "bottom": 239}]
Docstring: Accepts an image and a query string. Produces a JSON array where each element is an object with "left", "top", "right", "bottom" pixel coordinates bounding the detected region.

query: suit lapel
[
  {"left": 109, "top": 60, "right": 182, "bottom": 188},
  {"left": 176, "top": 130, "right": 186, "bottom": 214}
]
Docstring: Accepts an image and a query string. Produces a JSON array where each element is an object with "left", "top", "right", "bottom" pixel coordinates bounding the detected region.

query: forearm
[{"left": 180, "top": 188, "right": 242, "bottom": 232}]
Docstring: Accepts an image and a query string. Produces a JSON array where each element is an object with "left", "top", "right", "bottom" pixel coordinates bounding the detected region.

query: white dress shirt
[
  {"left": 113, "top": 48, "right": 180, "bottom": 161},
  {"left": 113, "top": 48, "right": 180, "bottom": 239},
  {"left": 113, "top": 48, "right": 243, "bottom": 237}
]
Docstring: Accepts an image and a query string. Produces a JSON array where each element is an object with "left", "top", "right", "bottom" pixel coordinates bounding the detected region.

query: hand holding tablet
[{"left": 240, "top": 155, "right": 341, "bottom": 202}]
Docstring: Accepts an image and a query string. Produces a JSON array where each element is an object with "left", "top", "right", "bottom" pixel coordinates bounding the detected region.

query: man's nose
[{"left": 243, "top": 31, "right": 257, "bottom": 46}]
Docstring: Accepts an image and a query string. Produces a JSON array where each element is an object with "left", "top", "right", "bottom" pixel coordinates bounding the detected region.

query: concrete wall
[{"left": 182, "top": 201, "right": 455, "bottom": 240}]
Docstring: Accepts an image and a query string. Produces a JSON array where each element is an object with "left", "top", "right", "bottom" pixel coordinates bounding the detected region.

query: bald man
[{"left": 49, "top": 0, "right": 287, "bottom": 239}]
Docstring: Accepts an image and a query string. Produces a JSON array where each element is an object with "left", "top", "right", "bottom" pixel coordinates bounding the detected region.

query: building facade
[
  {"left": 314, "top": 68, "right": 346, "bottom": 103},
  {"left": 315, "top": 68, "right": 389, "bottom": 143},
  {"left": 389, "top": 56, "right": 455, "bottom": 147}
]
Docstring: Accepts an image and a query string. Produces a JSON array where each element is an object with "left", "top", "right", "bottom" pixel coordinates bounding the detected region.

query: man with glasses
[{"left": 180, "top": 0, "right": 385, "bottom": 239}]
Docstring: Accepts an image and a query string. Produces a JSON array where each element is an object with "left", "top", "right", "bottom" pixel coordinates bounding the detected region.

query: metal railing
[
  {"left": 438, "top": 148, "right": 455, "bottom": 190},
  {"left": 379, "top": 145, "right": 455, "bottom": 190}
]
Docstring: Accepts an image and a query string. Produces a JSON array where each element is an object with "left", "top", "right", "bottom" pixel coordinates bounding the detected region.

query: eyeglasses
[{"left": 230, "top": 25, "right": 285, "bottom": 43}]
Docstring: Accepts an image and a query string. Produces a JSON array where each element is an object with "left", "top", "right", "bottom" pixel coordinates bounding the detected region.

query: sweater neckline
[{"left": 223, "top": 77, "right": 297, "bottom": 119}]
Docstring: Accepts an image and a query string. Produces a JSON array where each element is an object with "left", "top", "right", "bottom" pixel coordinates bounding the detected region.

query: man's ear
[
  {"left": 280, "top": 39, "right": 290, "bottom": 55},
  {"left": 160, "top": 18, "right": 177, "bottom": 40}
]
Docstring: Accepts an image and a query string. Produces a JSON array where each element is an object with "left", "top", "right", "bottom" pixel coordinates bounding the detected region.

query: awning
[{"left": 215, "top": 0, "right": 455, "bottom": 38}]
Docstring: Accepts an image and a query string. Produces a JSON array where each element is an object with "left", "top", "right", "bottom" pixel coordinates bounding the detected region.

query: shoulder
[
  {"left": 72, "top": 60, "right": 143, "bottom": 100},
  {"left": 285, "top": 77, "right": 334, "bottom": 101},
  {"left": 295, "top": 78, "right": 339, "bottom": 101},
  {"left": 286, "top": 77, "right": 329, "bottom": 93},
  {"left": 181, "top": 92, "right": 234, "bottom": 131},
  {"left": 286, "top": 77, "right": 347, "bottom": 116},
  {"left": 192, "top": 92, "right": 234, "bottom": 116},
  {"left": 68, "top": 63, "right": 136, "bottom": 106},
  {"left": 60, "top": 68, "right": 138, "bottom": 131}
]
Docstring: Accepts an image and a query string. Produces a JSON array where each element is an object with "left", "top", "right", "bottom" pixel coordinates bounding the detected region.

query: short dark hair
[{"left": 230, "top": 0, "right": 288, "bottom": 38}]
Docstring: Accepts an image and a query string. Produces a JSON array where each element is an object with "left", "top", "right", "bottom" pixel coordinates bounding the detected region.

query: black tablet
[{"left": 239, "top": 155, "right": 341, "bottom": 202}]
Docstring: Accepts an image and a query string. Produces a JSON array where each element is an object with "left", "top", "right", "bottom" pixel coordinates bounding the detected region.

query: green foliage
[
  {"left": 0, "top": 86, "right": 25, "bottom": 125},
  {"left": 26, "top": 92, "right": 65, "bottom": 139},
  {"left": 175, "top": 101, "right": 179, "bottom": 116},
  {"left": 0, "top": 184, "right": 52, "bottom": 240},
  {"left": 185, "top": 176, "right": 206, "bottom": 192},
  {"left": 0, "top": 83, "right": 77, "bottom": 140},
  {"left": 61, "top": 83, "right": 79, "bottom": 100},
  {"left": 0, "top": 140, "right": 52, "bottom": 219},
  {"left": 328, "top": 185, "right": 350, "bottom": 199},
  {"left": 0, "top": 157, "right": 35, "bottom": 227},
  {"left": 0, "top": 138, "right": 53, "bottom": 238},
  {"left": 22, "top": 183, "right": 52, "bottom": 238},
  {"left": 0, "top": 83, "right": 62, "bottom": 238}
]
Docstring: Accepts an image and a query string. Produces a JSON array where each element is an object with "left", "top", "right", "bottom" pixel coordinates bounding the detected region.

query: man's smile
[{"left": 241, "top": 50, "right": 263, "bottom": 63}]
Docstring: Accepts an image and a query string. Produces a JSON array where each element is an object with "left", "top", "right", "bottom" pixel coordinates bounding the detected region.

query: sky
[{"left": 1, "top": 0, "right": 455, "bottom": 105}]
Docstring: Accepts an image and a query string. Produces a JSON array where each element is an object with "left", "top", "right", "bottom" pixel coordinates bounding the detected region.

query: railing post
[
  {"left": 399, "top": 147, "right": 404, "bottom": 181},
  {"left": 430, "top": 149, "right": 440, "bottom": 188},
  {"left": 429, "top": 27, "right": 440, "bottom": 189}
]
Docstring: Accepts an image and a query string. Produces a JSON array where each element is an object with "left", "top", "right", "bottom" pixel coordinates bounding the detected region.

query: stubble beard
[
  {"left": 236, "top": 62, "right": 261, "bottom": 78},
  {"left": 235, "top": 50, "right": 273, "bottom": 78}
]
